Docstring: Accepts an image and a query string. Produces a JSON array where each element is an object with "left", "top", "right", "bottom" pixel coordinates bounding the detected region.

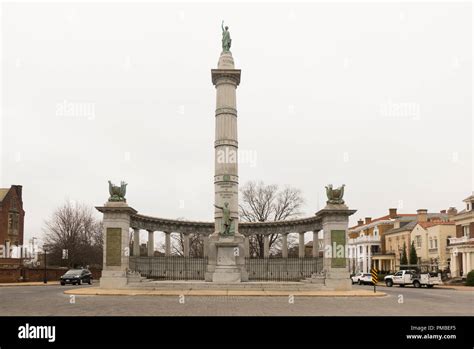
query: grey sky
[{"left": 1, "top": 2, "right": 472, "bottom": 245}]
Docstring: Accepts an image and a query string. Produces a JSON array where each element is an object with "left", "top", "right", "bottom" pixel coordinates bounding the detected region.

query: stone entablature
[{"left": 130, "top": 212, "right": 325, "bottom": 236}]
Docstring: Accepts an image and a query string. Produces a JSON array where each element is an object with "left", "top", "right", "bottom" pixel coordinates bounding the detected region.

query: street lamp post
[{"left": 43, "top": 245, "right": 48, "bottom": 284}]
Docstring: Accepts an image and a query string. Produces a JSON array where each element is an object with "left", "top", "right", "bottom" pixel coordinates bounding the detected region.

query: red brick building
[{"left": 0, "top": 185, "right": 25, "bottom": 248}]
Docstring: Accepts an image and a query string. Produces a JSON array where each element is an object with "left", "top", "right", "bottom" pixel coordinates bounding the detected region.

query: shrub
[{"left": 466, "top": 270, "right": 474, "bottom": 286}]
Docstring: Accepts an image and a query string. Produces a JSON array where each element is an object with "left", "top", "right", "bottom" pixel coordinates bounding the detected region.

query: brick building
[{"left": 0, "top": 185, "right": 25, "bottom": 249}]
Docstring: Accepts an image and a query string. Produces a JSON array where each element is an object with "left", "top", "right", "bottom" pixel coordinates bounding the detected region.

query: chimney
[
  {"left": 12, "top": 185, "right": 22, "bottom": 198},
  {"left": 417, "top": 209, "right": 428, "bottom": 223},
  {"left": 447, "top": 207, "right": 458, "bottom": 218},
  {"left": 440, "top": 209, "right": 446, "bottom": 214},
  {"left": 389, "top": 208, "right": 397, "bottom": 219},
  {"left": 357, "top": 219, "right": 364, "bottom": 226},
  {"left": 365, "top": 217, "right": 372, "bottom": 224}
]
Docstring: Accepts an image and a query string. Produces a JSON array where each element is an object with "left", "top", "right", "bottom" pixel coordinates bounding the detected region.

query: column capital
[{"left": 211, "top": 69, "right": 241, "bottom": 86}]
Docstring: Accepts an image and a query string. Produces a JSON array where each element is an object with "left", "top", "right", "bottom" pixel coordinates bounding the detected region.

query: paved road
[{"left": 0, "top": 284, "right": 472, "bottom": 316}]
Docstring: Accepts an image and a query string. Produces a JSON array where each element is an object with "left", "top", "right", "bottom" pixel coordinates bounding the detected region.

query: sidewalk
[
  {"left": 375, "top": 282, "right": 473, "bottom": 291},
  {"left": 0, "top": 281, "right": 60, "bottom": 287},
  {"left": 64, "top": 287, "right": 386, "bottom": 297},
  {"left": 436, "top": 284, "right": 473, "bottom": 291}
]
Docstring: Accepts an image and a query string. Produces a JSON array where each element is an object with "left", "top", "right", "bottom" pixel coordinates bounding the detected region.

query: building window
[
  {"left": 8, "top": 212, "right": 19, "bottom": 235},
  {"left": 463, "top": 226, "right": 469, "bottom": 237},
  {"left": 415, "top": 235, "right": 422, "bottom": 248},
  {"left": 434, "top": 239, "right": 438, "bottom": 249},
  {"left": 429, "top": 238, "right": 432, "bottom": 249}
]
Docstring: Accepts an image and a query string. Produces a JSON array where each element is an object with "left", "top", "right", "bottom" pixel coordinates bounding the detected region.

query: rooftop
[
  {"left": 0, "top": 188, "right": 10, "bottom": 202},
  {"left": 463, "top": 194, "right": 474, "bottom": 202},
  {"left": 418, "top": 221, "right": 455, "bottom": 229},
  {"left": 385, "top": 220, "right": 418, "bottom": 234},
  {"left": 348, "top": 213, "right": 417, "bottom": 231}
]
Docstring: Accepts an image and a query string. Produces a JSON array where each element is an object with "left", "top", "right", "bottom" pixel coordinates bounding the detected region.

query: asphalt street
[{"left": 0, "top": 283, "right": 472, "bottom": 316}]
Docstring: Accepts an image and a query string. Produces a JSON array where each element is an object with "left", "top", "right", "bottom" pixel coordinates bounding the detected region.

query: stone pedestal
[
  {"left": 96, "top": 201, "right": 137, "bottom": 289},
  {"left": 315, "top": 203, "right": 356, "bottom": 291},
  {"left": 206, "top": 234, "right": 248, "bottom": 282},
  {"left": 213, "top": 241, "right": 242, "bottom": 283}
]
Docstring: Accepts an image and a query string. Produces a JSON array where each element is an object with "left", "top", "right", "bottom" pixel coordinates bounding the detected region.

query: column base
[
  {"left": 324, "top": 269, "right": 352, "bottom": 291},
  {"left": 100, "top": 270, "right": 128, "bottom": 289}
]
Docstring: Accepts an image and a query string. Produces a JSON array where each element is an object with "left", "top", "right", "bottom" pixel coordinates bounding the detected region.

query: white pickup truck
[{"left": 384, "top": 270, "right": 442, "bottom": 288}]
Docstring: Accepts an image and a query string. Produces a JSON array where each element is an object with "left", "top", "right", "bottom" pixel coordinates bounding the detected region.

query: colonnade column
[
  {"left": 368, "top": 244, "right": 372, "bottom": 272},
  {"left": 362, "top": 245, "right": 367, "bottom": 273},
  {"left": 203, "top": 235, "right": 209, "bottom": 257},
  {"left": 282, "top": 233, "right": 288, "bottom": 258},
  {"left": 244, "top": 236, "right": 250, "bottom": 257},
  {"left": 299, "top": 232, "right": 305, "bottom": 258},
  {"left": 263, "top": 235, "right": 270, "bottom": 258},
  {"left": 133, "top": 228, "right": 140, "bottom": 257},
  {"left": 164, "top": 232, "right": 171, "bottom": 256},
  {"left": 183, "top": 233, "right": 190, "bottom": 257},
  {"left": 147, "top": 230, "right": 154, "bottom": 257},
  {"left": 466, "top": 252, "right": 472, "bottom": 275},
  {"left": 312, "top": 231, "right": 318, "bottom": 258}
]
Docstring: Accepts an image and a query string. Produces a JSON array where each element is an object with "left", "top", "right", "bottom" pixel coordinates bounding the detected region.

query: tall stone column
[
  {"left": 263, "top": 235, "right": 270, "bottom": 258},
  {"left": 206, "top": 48, "right": 247, "bottom": 282},
  {"left": 299, "top": 232, "right": 305, "bottom": 258},
  {"left": 282, "top": 234, "right": 288, "bottom": 258},
  {"left": 147, "top": 230, "right": 154, "bottom": 257},
  {"left": 212, "top": 51, "right": 240, "bottom": 235},
  {"left": 96, "top": 201, "right": 137, "bottom": 289},
  {"left": 133, "top": 228, "right": 140, "bottom": 257},
  {"left": 312, "top": 231, "right": 319, "bottom": 258},
  {"left": 165, "top": 232, "right": 171, "bottom": 257}
]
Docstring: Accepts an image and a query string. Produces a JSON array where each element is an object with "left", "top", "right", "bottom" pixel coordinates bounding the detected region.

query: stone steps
[
  {"left": 125, "top": 280, "right": 328, "bottom": 291},
  {"left": 302, "top": 276, "right": 325, "bottom": 285}
]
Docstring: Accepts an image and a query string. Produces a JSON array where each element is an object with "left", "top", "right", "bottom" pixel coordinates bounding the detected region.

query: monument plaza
[{"left": 96, "top": 23, "right": 356, "bottom": 291}]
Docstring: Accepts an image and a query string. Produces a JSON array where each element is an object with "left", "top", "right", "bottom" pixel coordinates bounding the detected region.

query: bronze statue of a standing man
[
  {"left": 214, "top": 202, "right": 233, "bottom": 235},
  {"left": 221, "top": 20, "right": 232, "bottom": 52}
]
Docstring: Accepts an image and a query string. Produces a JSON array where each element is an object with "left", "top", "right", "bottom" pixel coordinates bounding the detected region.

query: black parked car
[{"left": 60, "top": 269, "right": 92, "bottom": 285}]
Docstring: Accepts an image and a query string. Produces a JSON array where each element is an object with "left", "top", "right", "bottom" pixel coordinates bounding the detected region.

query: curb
[
  {"left": 0, "top": 282, "right": 61, "bottom": 287},
  {"left": 64, "top": 288, "right": 387, "bottom": 297}
]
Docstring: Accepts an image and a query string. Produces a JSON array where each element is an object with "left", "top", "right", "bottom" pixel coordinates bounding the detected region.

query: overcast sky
[{"left": 1, "top": 2, "right": 472, "bottom": 245}]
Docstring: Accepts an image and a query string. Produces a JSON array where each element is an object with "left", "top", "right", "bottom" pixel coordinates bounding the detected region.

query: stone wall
[{"left": 0, "top": 267, "right": 102, "bottom": 283}]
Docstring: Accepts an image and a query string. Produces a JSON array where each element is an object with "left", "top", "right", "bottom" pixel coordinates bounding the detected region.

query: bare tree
[
  {"left": 169, "top": 233, "right": 204, "bottom": 257},
  {"left": 43, "top": 201, "right": 103, "bottom": 268},
  {"left": 239, "top": 181, "right": 304, "bottom": 257}
]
